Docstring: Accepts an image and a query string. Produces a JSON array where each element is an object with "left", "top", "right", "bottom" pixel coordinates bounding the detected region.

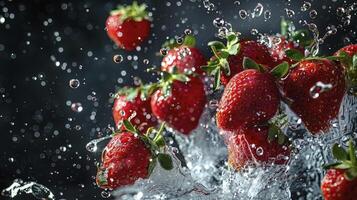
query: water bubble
[
  {"left": 336, "top": 7, "right": 345, "bottom": 16},
  {"left": 86, "top": 135, "right": 113, "bottom": 153},
  {"left": 251, "top": 29, "right": 259, "bottom": 35},
  {"left": 234, "top": 1, "right": 240, "bottom": 6},
  {"left": 309, "top": 81, "right": 333, "bottom": 99},
  {"left": 239, "top": 10, "right": 248, "bottom": 19},
  {"left": 264, "top": 10, "right": 271, "bottom": 19},
  {"left": 71, "top": 103, "right": 83, "bottom": 113},
  {"left": 252, "top": 3, "right": 264, "bottom": 18},
  {"left": 309, "top": 10, "right": 317, "bottom": 19},
  {"left": 209, "top": 100, "right": 219, "bottom": 109},
  {"left": 69, "top": 79, "right": 80, "bottom": 89},
  {"left": 301, "top": 1, "right": 311, "bottom": 11},
  {"left": 113, "top": 55, "right": 123, "bottom": 63},
  {"left": 285, "top": 9, "right": 295, "bottom": 18},
  {"left": 101, "top": 190, "right": 111, "bottom": 198},
  {"left": 256, "top": 147, "right": 264, "bottom": 156},
  {"left": 213, "top": 18, "right": 225, "bottom": 28},
  {"left": 175, "top": 36, "right": 183, "bottom": 44},
  {"left": 184, "top": 29, "right": 192, "bottom": 35},
  {"left": 160, "top": 48, "right": 168, "bottom": 56},
  {"left": 143, "top": 59, "right": 149, "bottom": 65}
]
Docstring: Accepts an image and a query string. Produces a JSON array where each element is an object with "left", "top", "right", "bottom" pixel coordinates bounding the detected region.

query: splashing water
[
  {"left": 2, "top": 179, "right": 55, "bottom": 200},
  {"left": 309, "top": 81, "right": 333, "bottom": 99},
  {"left": 86, "top": 135, "right": 113, "bottom": 152}
]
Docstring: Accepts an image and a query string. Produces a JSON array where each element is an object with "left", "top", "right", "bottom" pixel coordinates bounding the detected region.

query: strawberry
[
  {"left": 150, "top": 70, "right": 206, "bottom": 135},
  {"left": 96, "top": 121, "right": 173, "bottom": 189},
  {"left": 321, "top": 139, "right": 357, "bottom": 200},
  {"left": 223, "top": 126, "right": 290, "bottom": 170},
  {"left": 216, "top": 68, "right": 281, "bottom": 132},
  {"left": 112, "top": 86, "right": 158, "bottom": 132},
  {"left": 106, "top": 2, "right": 151, "bottom": 51},
  {"left": 281, "top": 53, "right": 346, "bottom": 134},
  {"left": 335, "top": 44, "right": 357, "bottom": 94},
  {"left": 203, "top": 32, "right": 274, "bottom": 89},
  {"left": 161, "top": 35, "right": 206, "bottom": 75}
]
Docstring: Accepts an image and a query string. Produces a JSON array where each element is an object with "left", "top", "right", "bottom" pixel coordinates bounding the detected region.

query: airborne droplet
[{"left": 113, "top": 54, "right": 123, "bottom": 63}]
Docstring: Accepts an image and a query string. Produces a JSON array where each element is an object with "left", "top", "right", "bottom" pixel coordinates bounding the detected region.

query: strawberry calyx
[
  {"left": 324, "top": 139, "right": 357, "bottom": 181},
  {"left": 161, "top": 34, "right": 196, "bottom": 50},
  {"left": 280, "top": 18, "right": 313, "bottom": 48},
  {"left": 267, "top": 113, "right": 289, "bottom": 145},
  {"left": 110, "top": 1, "right": 151, "bottom": 23},
  {"left": 145, "top": 67, "right": 193, "bottom": 98},
  {"left": 242, "top": 56, "right": 289, "bottom": 79},
  {"left": 122, "top": 120, "right": 174, "bottom": 173},
  {"left": 202, "top": 32, "right": 240, "bottom": 90},
  {"left": 114, "top": 84, "right": 154, "bottom": 101},
  {"left": 337, "top": 51, "right": 357, "bottom": 93}
]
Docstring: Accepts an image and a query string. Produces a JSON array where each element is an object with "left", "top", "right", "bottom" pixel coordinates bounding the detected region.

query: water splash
[
  {"left": 86, "top": 135, "right": 113, "bottom": 152},
  {"left": 309, "top": 81, "right": 333, "bottom": 99},
  {"left": 2, "top": 179, "right": 55, "bottom": 200}
]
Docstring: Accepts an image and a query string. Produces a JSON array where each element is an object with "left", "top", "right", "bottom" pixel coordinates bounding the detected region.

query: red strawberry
[
  {"left": 281, "top": 58, "right": 346, "bottom": 134},
  {"left": 216, "top": 69, "right": 280, "bottom": 131},
  {"left": 321, "top": 139, "right": 357, "bottom": 200},
  {"left": 269, "top": 36, "right": 304, "bottom": 65},
  {"left": 223, "top": 126, "right": 290, "bottom": 170},
  {"left": 150, "top": 71, "right": 206, "bottom": 135},
  {"left": 161, "top": 35, "right": 206, "bottom": 75},
  {"left": 96, "top": 121, "right": 173, "bottom": 189},
  {"left": 335, "top": 44, "right": 357, "bottom": 93},
  {"left": 106, "top": 2, "right": 151, "bottom": 51},
  {"left": 204, "top": 32, "right": 274, "bottom": 89}
]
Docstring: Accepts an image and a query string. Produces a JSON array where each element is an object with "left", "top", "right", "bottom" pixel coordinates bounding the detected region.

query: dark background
[{"left": 0, "top": 0, "right": 356, "bottom": 199}]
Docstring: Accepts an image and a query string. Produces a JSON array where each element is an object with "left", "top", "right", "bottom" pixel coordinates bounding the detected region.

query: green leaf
[
  {"left": 334, "top": 162, "right": 352, "bottom": 169},
  {"left": 173, "top": 74, "right": 190, "bottom": 82},
  {"left": 352, "top": 54, "right": 357, "bottom": 71},
  {"left": 162, "top": 84, "right": 172, "bottom": 97},
  {"left": 243, "top": 57, "right": 260, "bottom": 70},
  {"left": 325, "top": 56, "right": 342, "bottom": 61},
  {"left": 123, "top": 119, "right": 137, "bottom": 134},
  {"left": 213, "top": 68, "right": 221, "bottom": 90},
  {"left": 226, "top": 32, "right": 238, "bottom": 46},
  {"left": 344, "top": 168, "right": 357, "bottom": 180},
  {"left": 227, "top": 43, "right": 240, "bottom": 55},
  {"left": 280, "top": 18, "right": 291, "bottom": 36},
  {"left": 208, "top": 41, "right": 226, "bottom": 50},
  {"left": 268, "top": 125, "right": 279, "bottom": 143},
  {"left": 332, "top": 143, "right": 348, "bottom": 161},
  {"left": 323, "top": 162, "right": 342, "bottom": 169},
  {"left": 148, "top": 158, "right": 157, "bottom": 175},
  {"left": 270, "top": 62, "right": 289, "bottom": 78},
  {"left": 183, "top": 35, "right": 196, "bottom": 47},
  {"left": 285, "top": 49, "right": 304, "bottom": 61},
  {"left": 157, "top": 153, "right": 173, "bottom": 170},
  {"left": 201, "top": 65, "right": 217, "bottom": 74},
  {"left": 348, "top": 139, "right": 357, "bottom": 166},
  {"left": 219, "top": 50, "right": 230, "bottom": 59},
  {"left": 154, "top": 133, "right": 165, "bottom": 148},
  {"left": 292, "top": 29, "right": 312, "bottom": 47}
]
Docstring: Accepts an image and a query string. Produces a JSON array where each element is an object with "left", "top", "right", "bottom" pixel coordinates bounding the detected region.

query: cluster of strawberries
[{"left": 99, "top": 2, "right": 357, "bottom": 199}]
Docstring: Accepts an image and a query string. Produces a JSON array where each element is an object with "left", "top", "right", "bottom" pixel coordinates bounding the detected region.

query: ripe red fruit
[
  {"left": 269, "top": 36, "right": 304, "bottom": 65},
  {"left": 151, "top": 76, "right": 206, "bottom": 135},
  {"left": 216, "top": 69, "right": 280, "bottom": 132},
  {"left": 96, "top": 132, "right": 151, "bottom": 189},
  {"left": 336, "top": 44, "right": 357, "bottom": 57},
  {"left": 106, "top": 2, "right": 151, "bottom": 51},
  {"left": 220, "top": 41, "right": 275, "bottom": 85},
  {"left": 335, "top": 44, "right": 357, "bottom": 93},
  {"left": 161, "top": 46, "right": 206, "bottom": 75},
  {"left": 321, "top": 139, "right": 357, "bottom": 200},
  {"left": 223, "top": 126, "right": 290, "bottom": 170},
  {"left": 113, "top": 88, "right": 157, "bottom": 133},
  {"left": 281, "top": 59, "right": 346, "bottom": 134}
]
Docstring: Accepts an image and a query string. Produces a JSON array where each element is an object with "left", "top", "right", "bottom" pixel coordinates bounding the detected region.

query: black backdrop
[{"left": 0, "top": 0, "right": 356, "bottom": 199}]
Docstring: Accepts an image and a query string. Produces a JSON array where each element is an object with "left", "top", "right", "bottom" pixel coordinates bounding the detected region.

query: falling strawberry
[
  {"left": 96, "top": 121, "right": 173, "bottom": 189},
  {"left": 223, "top": 126, "right": 290, "bottom": 170},
  {"left": 106, "top": 1, "right": 151, "bottom": 51},
  {"left": 161, "top": 35, "right": 207, "bottom": 75},
  {"left": 149, "top": 70, "right": 206, "bottom": 135},
  {"left": 282, "top": 51, "right": 346, "bottom": 134},
  {"left": 216, "top": 60, "right": 288, "bottom": 131},
  {"left": 335, "top": 44, "right": 357, "bottom": 94},
  {"left": 203, "top": 32, "right": 274, "bottom": 89},
  {"left": 112, "top": 86, "right": 158, "bottom": 132},
  {"left": 321, "top": 139, "right": 357, "bottom": 200}
]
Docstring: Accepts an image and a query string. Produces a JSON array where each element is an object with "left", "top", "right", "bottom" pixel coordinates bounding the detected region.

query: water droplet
[
  {"left": 175, "top": 36, "right": 183, "bottom": 44},
  {"left": 239, "top": 10, "right": 248, "bottom": 19},
  {"left": 309, "top": 81, "right": 333, "bottom": 99},
  {"left": 71, "top": 103, "right": 83, "bottom": 113},
  {"left": 285, "top": 9, "right": 295, "bottom": 18},
  {"left": 309, "top": 10, "right": 317, "bottom": 19},
  {"left": 143, "top": 59, "right": 149, "bottom": 65},
  {"left": 86, "top": 135, "right": 113, "bottom": 153},
  {"left": 252, "top": 3, "right": 264, "bottom": 18},
  {"left": 160, "top": 48, "right": 168, "bottom": 56},
  {"left": 209, "top": 100, "right": 219, "bottom": 108},
  {"left": 113, "top": 55, "right": 123, "bottom": 63},
  {"left": 251, "top": 29, "right": 259, "bottom": 35},
  {"left": 234, "top": 1, "right": 240, "bottom": 6},
  {"left": 264, "top": 10, "right": 271, "bottom": 19},
  {"left": 184, "top": 29, "right": 192, "bottom": 35},
  {"left": 69, "top": 79, "right": 80, "bottom": 89},
  {"left": 336, "top": 7, "right": 345, "bottom": 16},
  {"left": 101, "top": 190, "right": 111, "bottom": 198},
  {"left": 301, "top": 1, "right": 311, "bottom": 11},
  {"left": 213, "top": 18, "right": 225, "bottom": 27},
  {"left": 256, "top": 147, "right": 264, "bottom": 156},
  {"left": 2, "top": 180, "right": 55, "bottom": 199}
]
